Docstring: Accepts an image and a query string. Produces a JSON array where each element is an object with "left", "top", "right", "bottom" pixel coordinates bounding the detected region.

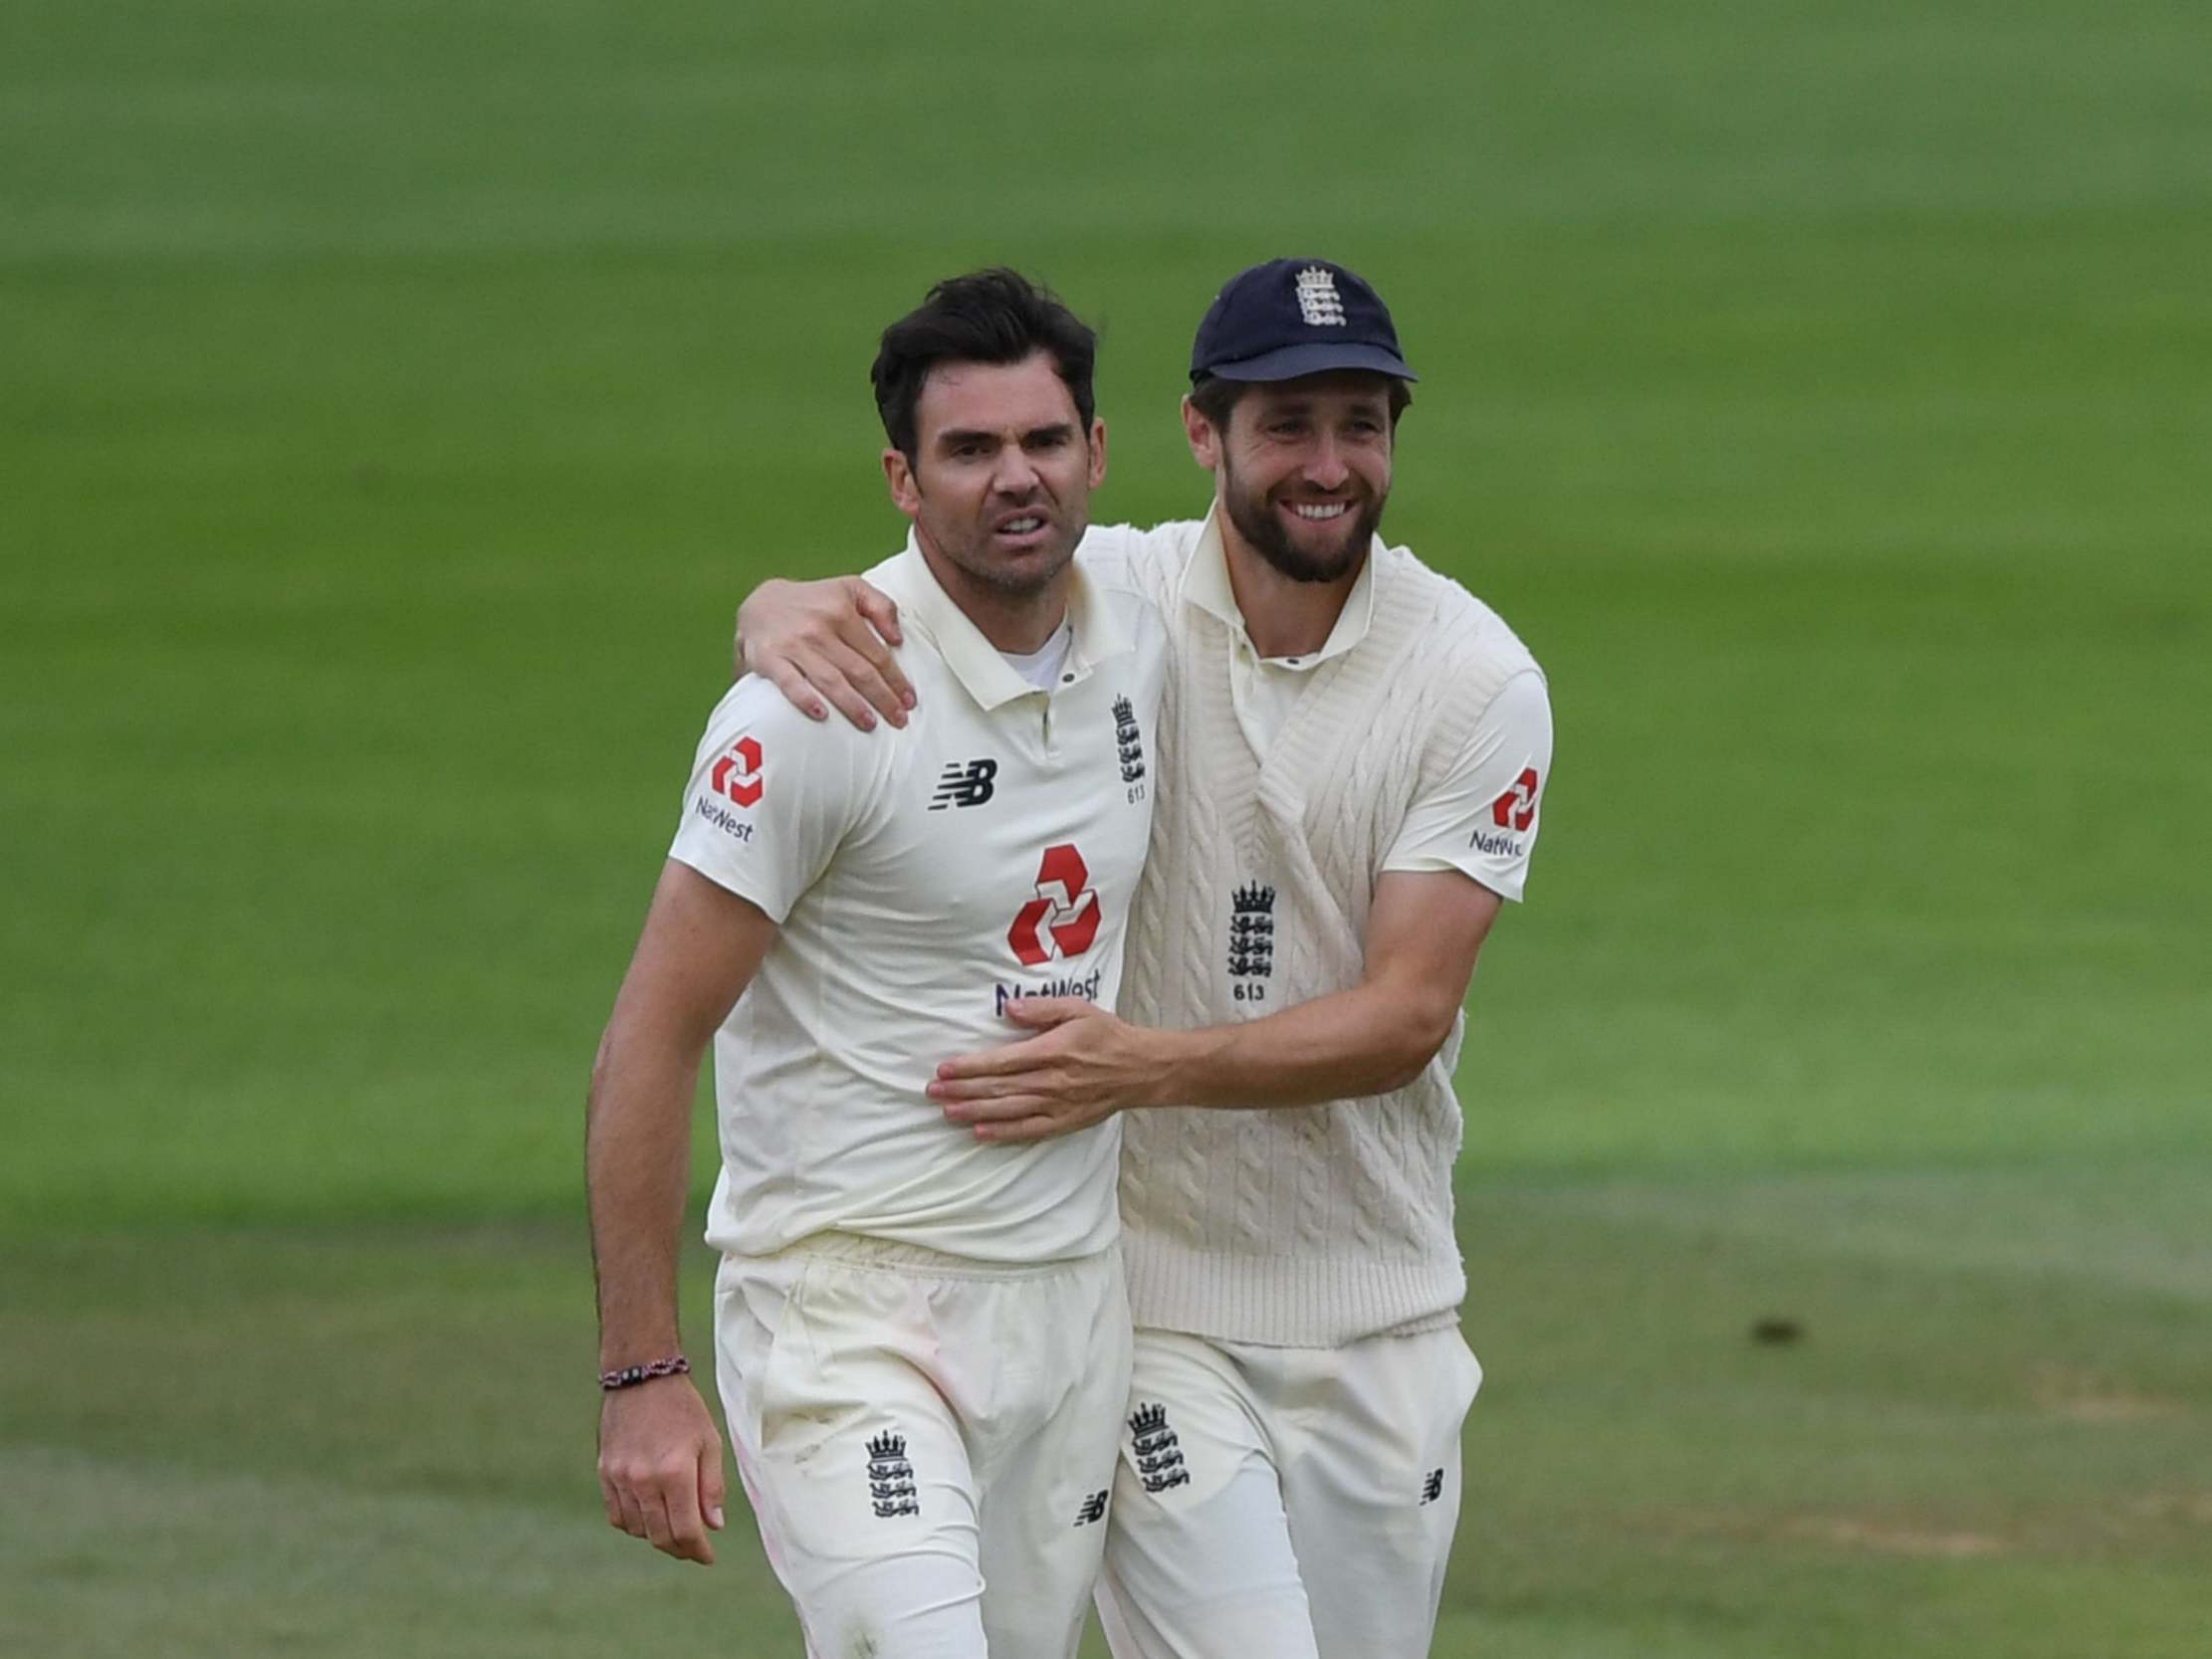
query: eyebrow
[{"left": 935, "top": 422, "right": 1077, "bottom": 448}]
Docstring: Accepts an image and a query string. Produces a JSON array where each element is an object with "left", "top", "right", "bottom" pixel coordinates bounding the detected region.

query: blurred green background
[{"left": 3, "top": 2, "right": 2208, "bottom": 1654}]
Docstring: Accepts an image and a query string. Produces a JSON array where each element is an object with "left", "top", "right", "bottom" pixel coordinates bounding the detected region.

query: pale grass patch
[
  {"left": 1655, "top": 1507, "right": 2009, "bottom": 1558},
  {"left": 2120, "top": 1493, "right": 2212, "bottom": 1527},
  {"left": 1781, "top": 1515, "right": 2006, "bottom": 1558},
  {"left": 2027, "top": 1364, "right": 2189, "bottom": 1424}
]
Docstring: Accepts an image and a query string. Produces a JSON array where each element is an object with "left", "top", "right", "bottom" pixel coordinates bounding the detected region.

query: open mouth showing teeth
[
  {"left": 999, "top": 517, "right": 1044, "bottom": 534},
  {"left": 1289, "top": 503, "right": 1350, "bottom": 520}
]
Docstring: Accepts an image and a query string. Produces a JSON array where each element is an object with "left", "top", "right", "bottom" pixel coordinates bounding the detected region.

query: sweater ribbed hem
[{"left": 1123, "top": 1231, "right": 1465, "bottom": 1348}]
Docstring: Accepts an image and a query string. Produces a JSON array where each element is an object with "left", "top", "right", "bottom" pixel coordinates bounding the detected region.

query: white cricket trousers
[
  {"left": 714, "top": 1234, "right": 1132, "bottom": 1659},
  {"left": 1095, "top": 1324, "right": 1483, "bottom": 1659}
]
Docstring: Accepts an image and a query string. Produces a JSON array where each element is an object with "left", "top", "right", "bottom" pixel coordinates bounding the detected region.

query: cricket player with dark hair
[
  {"left": 587, "top": 268, "right": 1170, "bottom": 1657},
  {"left": 736, "top": 258, "right": 1554, "bottom": 1659}
]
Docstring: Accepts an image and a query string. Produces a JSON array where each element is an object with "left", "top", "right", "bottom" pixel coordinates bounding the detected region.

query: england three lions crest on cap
[
  {"left": 1294, "top": 267, "right": 1347, "bottom": 327},
  {"left": 1189, "top": 257, "right": 1417, "bottom": 385}
]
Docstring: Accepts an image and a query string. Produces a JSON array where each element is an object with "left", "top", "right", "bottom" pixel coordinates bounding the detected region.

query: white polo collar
[
  {"left": 1179, "top": 504, "right": 1380, "bottom": 671},
  {"left": 875, "top": 531, "right": 1133, "bottom": 712}
]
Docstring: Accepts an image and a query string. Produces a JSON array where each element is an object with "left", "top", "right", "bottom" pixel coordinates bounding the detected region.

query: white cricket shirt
[
  {"left": 669, "top": 536, "right": 1168, "bottom": 1264},
  {"left": 1099, "top": 512, "right": 1553, "bottom": 902},
  {"left": 1082, "top": 515, "right": 1556, "bottom": 1344}
]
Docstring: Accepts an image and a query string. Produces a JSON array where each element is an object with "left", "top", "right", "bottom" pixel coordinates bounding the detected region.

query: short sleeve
[
  {"left": 1381, "top": 669, "right": 1555, "bottom": 902},
  {"left": 666, "top": 680, "right": 871, "bottom": 923}
]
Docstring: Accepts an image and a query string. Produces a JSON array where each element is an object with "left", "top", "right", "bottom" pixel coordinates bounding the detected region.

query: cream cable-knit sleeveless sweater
[{"left": 1113, "top": 525, "right": 1539, "bottom": 1348}]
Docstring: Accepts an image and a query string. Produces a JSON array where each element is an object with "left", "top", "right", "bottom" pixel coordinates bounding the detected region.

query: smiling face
[
  {"left": 883, "top": 349, "right": 1107, "bottom": 608},
  {"left": 1187, "top": 370, "right": 1396, "bottom": 585}
]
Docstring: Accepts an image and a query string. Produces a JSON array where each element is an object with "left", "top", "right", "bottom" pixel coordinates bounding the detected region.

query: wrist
[
  {"left": 598, "top": 1329, "right": 684, "bottom": 1374},
  {"left": 598, "top": 1353, "right": 690, "bottom": 1392},
  {"left": 1145, "top": 1028, "right": 1205, "bottom": 1110}
]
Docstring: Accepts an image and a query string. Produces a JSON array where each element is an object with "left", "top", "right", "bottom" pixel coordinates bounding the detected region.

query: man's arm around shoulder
[{"left": 732, "top": 522, "right": 1193, "bottom": 729}]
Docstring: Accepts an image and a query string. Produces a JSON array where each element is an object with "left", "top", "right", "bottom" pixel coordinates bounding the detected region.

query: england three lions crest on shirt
[
  {"left": 1113, "top": 696, "right": 1147, "bottom": 794},
  {"left": 1227, "top": 880, "right": 1276, "bottom": 1003}
]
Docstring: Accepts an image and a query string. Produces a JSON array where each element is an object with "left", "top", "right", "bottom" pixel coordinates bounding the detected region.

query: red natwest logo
[
  {"left": 1489, "top": 767, "right": 1541, "bottom": 832},
  {"left": 1007, "top": 843, "right": 1102, "bottom": 967},
  {"left": 711, "top": 736, "right": 764, "bottom": 808}
]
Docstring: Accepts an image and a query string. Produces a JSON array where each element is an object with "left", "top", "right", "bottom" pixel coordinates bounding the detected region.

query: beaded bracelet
[{"left": 599, "top": 1354, "right": 690, "bottom": 1391}]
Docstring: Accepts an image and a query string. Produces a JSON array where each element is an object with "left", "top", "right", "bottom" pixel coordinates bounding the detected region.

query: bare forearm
[
  {"left": 585, "top": 1027, "right": 703, "bottom": 1367},
  {"left": 1152, "top": 980, "right": 1457, "bottom": 1110},
  {"left": 935, "top": 874, "right": 1498, "bottom": 1143}
]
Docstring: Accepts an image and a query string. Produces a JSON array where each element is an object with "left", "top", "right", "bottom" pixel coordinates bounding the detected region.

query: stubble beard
[
  {"left": 1221, "top": 465, "right": 1386, "bottom": 585},
  {"left": 925, "top": 504, "right": 1084, "bottom": 602},
  {"left": 945, "top": 529, "right": 1080, "bottom": 601}
]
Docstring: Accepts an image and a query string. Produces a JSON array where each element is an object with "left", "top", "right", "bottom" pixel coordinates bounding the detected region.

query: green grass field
[{"left": 4, "top": 2, "right": 2209, "bottom": 1653}]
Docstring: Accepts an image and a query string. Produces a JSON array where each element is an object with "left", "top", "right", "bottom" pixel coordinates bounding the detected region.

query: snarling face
[{"left": 885, "top": 349, "right": 1106, "bottom": 601}]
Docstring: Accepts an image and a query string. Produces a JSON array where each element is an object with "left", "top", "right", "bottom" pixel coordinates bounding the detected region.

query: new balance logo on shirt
[
  {"left": 928, "top": 757, "right": 998, "bottom": 810},
  {"left": 1073, "top": 1489, "right": 1109, "bottom": 1527}
]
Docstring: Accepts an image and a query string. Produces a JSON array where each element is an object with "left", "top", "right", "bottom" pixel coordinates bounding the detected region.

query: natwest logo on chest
[{"left": 1007, "top": 843, "right": 1102, "bottom": 967}]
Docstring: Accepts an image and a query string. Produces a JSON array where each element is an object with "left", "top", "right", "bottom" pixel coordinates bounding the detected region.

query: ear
[
  {"left": 1182, "top": 395, "right": 1221, "bottom": 472},
  {"left": 883, "top": 447, "right": 922, "bottom": 519},
  {"left": 1086, "top": 418, "right": 1109, "bottom": 491}
]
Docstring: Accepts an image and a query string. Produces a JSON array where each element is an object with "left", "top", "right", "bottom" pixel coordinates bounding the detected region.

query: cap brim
[{"left": 1200, "top": 341, "right": 1418, "bottom": 384}]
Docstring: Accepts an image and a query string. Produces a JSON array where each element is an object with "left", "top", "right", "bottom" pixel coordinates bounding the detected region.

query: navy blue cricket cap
[{"left": 1189, "top": 258, "right": 1417, "bottom": 386}]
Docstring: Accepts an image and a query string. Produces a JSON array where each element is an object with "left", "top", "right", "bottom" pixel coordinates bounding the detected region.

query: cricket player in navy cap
[{"left": 737, "top": 258, "right": 1555, "bottom": 1659}]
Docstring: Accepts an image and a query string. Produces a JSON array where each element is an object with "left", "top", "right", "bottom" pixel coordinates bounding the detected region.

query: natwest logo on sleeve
[
  {"left": 711, "top": 735, "right": 764, "bottom": 808},
  {"left": 1488, "top": 766, "right": 1541, "bottom": 832},
  {"left": 1007, "top": 843, "right": 1101, "bottom": 967}
]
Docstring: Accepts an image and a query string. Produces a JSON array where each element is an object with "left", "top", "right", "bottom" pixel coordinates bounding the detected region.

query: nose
[
  {"left": 993, "top": 448, "right": 1043, "bottom": 498},
  {"left": 1301, "top": 433, "right": 1350, "bottom": 492}
]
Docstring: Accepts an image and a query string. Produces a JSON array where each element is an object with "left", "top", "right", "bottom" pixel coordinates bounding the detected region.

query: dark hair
[
  {"left": 871, "top": 269, "right": 1098, "bottom": 463},
  {"left": 1188, "top": 371, "right": 1413, "bottom": 435}
]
